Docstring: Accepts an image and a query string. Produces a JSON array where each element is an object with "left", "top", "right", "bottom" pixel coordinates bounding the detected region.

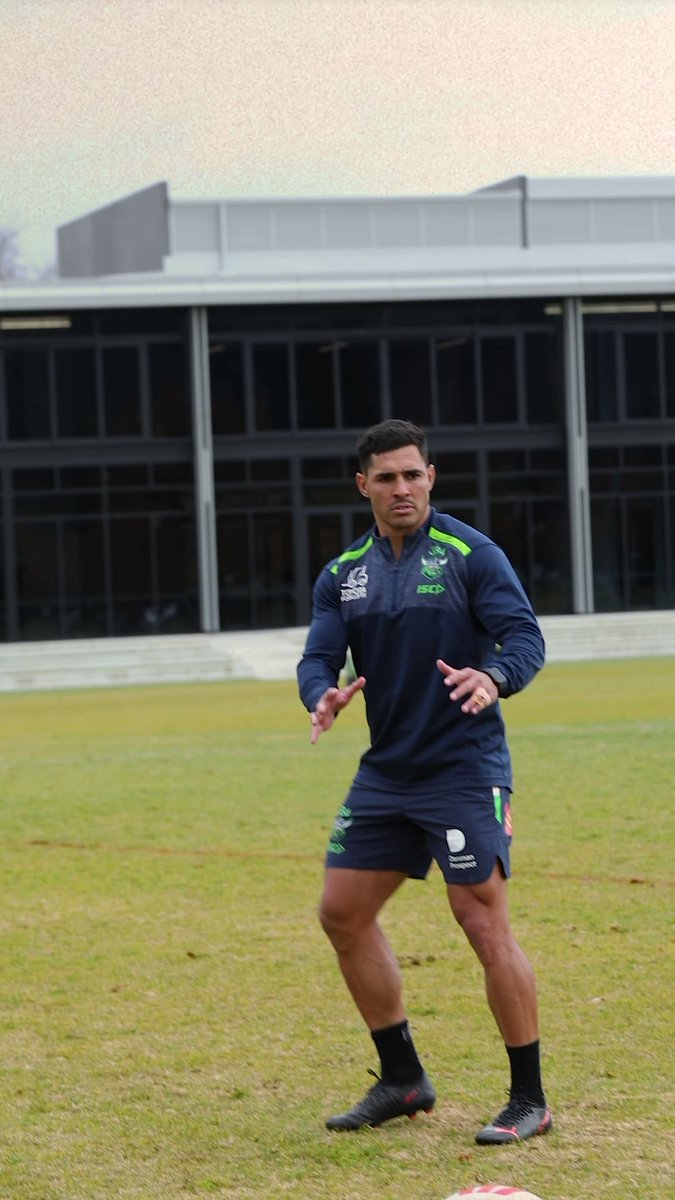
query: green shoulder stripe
[
  {"left": 429, "top": 526, "right": 472, "bottom": 556},
  {"left": 329, "top": 536, "right": 374, "bottom": 574}
]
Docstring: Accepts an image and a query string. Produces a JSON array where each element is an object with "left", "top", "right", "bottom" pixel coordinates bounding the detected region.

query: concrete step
[{"left": 0, "top": 614, "right": 672, "bottom": 693}]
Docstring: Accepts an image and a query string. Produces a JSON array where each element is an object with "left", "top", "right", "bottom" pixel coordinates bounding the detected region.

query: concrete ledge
[{"left": 0, "top": 612, "right": 673, "bottom": 693}]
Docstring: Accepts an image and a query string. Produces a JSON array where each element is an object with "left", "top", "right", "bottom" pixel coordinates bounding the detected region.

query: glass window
[
  {"left": 339, "top": 341, "right": 381, "bottom": 427},
  {"left": 55, "top": 348, "right": 98, "bottom": 438},
  {"left": 210, "top": 341, "right": 245, "bottom": 434},
  {"left": 106, "top": 463, "right": 149, "bottom": 488},
  {"left": 15, "top": 521, "right": 60, "bottom": 640},
  {"left": 389, "top": 339, "right": 432, "bottom": 425},
  {"left": 530, "top": 499, "right": 571, "bottom": 613},
  {"left": 252, "top": 343, "right": 290, "bottom": 430},
  {"left": 253, "top": 512, "right": 294, "bottom": 627},
  {"left": 624, "top": 332, "right": 660, "bottom": 418},
  {"left": 349, "top": 509, "right": 375, "bottom": 541},
  {"left": 591, "top": 497, "right": 623, "bottom": 611},
  {"left": 102, "top": 346, "right": 142, "bottom": 436},
  {"left": 307, "top": 513, "right": 342, "bottom": 586},
  {"left": 153, "top": 462, "right": 193, "bottom": 485},
  {"left": 584, "top": 329, "right": 618, "bottom": 422},
  {"left": 302, "top": 456, "right": 356, "bottom": 505},
  {"left": 664, "top": 332, "right": 675, "bottom": 419},
  {"left": 63, "top": 519, "right": 107, "bottom": 636},
  {"left": 436, "top": 337, "right": 476, "bottom": 424},
  {"left": 302, "top": 456, "right": 347, "bottom": 479},
  {"left": 98, "top": 308, "right": 187, "bottom": 335},
  {"left": 481, "top": 337, "right": 517, "bottom": 423},
  {"left": 488, "top": 449, "right": 527, "bottom": 495},
  {"left": 620, "top": 444, "right": 663, "bottom": 491},
  {"left": 154, "top": 515, "right": 197, "bottom": 632},
  {"left": 434, "top": 450, "right": 478, "bottom": 501},
  {"left": 625, "top": 497, "right": 665, "bottom": 607},
  {"left": 109, "top": 517, "right": 153, "bottom": 634},
  {"left": 13, "top": 467, "right": 55, "bottom": 492},
  {"left": 149, "top": 343, "right": 190, "bottom": 437},
  {"left": 5, "top": 348, "right": 51, "bottom": 440},
  {"left": 214, "top": 460, "right": 246, "bottom": 484},
  {"left": 250, "top": 459, "right": 290, "bottom": 481},
  {"left": 490, "top": 501, "right": 528, "bottom": 588},
  {"left": 525, "top": 331, "right": 562, "bottom": 423},
  {"left": 217, "top": 513, "right": 251, "bottom": 629},
  {"left": 296, "top": 342, "right": 336, "bottom": 429}
]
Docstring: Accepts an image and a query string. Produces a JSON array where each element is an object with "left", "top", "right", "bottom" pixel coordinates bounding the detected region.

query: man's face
[{"left": 356, "top": 444, "right": 436, "bottom": 540}]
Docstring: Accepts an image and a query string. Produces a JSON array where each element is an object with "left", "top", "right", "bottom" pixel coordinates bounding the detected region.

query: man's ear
[
  {"left": 428, "top": 463, "right": 436, "bottom": 490},
  {"left": 356, "top": 472, "right": 368, "bottom": 498}
]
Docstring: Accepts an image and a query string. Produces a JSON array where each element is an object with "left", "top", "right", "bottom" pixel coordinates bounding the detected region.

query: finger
[
  {"left": 342, "top": 675, "right": 366, "bottom": 700},
  {"left": 461, "top": 686, "right": 491, "bottom": 714},
  {"left": 436, "top": 659, "right": 454, "bottom": 676}
]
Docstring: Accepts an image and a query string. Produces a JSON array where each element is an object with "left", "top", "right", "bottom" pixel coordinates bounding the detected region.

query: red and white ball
[{"left": 444, "top": 1188, "right": 543, "bottom": 1200}]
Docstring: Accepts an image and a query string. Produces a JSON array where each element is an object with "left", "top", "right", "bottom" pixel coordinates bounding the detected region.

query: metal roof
[{"left": 2, "top": 175, "right": 675, "bottom": 311}]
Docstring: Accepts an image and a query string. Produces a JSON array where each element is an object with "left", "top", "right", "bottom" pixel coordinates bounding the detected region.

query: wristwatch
[{"left": 482, "top": 666, "right": 509, "bottom": 697}]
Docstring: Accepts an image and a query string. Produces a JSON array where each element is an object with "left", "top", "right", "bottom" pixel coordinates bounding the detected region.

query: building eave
[{"left": 2, "top": 261, "right": 675, "bottom": 313}]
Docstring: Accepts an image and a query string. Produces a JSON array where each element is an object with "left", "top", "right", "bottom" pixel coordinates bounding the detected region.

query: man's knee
[
  {"left": 318, "top": 891, "right": 364, "bottom": 951},
  {"left": 448, "top": 868, "right": 512, "bottom": 962},
  {"left": 319, "top": 868, "right": 398, "bottom": 947}
]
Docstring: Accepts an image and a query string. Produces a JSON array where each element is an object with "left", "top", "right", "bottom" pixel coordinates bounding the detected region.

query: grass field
[{"left": 0, "top": 659, "right": 673, "bottom": 1200}]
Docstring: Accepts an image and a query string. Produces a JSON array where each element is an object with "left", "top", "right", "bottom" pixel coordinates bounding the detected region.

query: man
[{"left": 297, "top": 419, "right": 552, "bottom": 1145}]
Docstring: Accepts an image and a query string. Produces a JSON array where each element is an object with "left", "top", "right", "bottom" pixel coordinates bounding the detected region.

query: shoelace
[{"left": 497, "top": 1093, "right": 540, "bottom": 1121}]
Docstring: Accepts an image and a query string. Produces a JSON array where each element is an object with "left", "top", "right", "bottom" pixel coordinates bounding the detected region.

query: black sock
[
  {"left": 506, "top": 1039, "right": 545, "bottom": 1104},
  {"left": 371, "top": 1019, "right": 423, "bottom": 1085}
]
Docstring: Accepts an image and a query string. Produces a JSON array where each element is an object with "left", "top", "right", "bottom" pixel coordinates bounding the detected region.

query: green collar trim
[
  {"left": 429, "top": 526, "right": 472, "bottom": 556},
  {"left": 329, "top": 536, "right": 374, "bottom": 574}
]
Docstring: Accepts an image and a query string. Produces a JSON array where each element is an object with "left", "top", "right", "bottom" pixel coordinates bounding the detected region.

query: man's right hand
[{"left": 310, "top": 676, "right": 366, "bottom": 744}]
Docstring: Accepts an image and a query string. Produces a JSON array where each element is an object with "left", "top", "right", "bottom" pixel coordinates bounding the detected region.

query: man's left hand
[{"left": 436, "top": 659, "right": 498, "bottom": 715}]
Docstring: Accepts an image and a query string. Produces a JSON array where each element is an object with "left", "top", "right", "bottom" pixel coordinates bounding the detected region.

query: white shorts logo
[{"left": 445, "top": 828, "right": 466, "bottom": 853}]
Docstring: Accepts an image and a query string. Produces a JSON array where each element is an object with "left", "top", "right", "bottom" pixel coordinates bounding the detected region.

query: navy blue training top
[{"left": 297, "top": 508, "right": 545, "bottom": 793}]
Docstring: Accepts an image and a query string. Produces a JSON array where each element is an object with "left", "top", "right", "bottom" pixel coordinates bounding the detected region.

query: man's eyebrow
[{"left": 373, "top": 467, "right": 423, "bottom": 478}]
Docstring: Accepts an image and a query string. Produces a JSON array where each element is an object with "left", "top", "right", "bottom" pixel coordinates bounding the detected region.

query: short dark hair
[{"left": 356, "top": 419, "right": 429, "bottom": 472}]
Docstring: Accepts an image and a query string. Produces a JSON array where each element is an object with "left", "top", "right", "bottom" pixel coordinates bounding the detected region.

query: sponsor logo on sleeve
[{"left": 340, "top": 566, "right": 368, "bottom": 602}]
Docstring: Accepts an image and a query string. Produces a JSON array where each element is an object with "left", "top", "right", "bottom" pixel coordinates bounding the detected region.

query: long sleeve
[
  {"left": 468, "top": 543, "right": 546, "bottom": 696},
  {"left": 297, "top": 568, "right": 350, "bottom": 713}
]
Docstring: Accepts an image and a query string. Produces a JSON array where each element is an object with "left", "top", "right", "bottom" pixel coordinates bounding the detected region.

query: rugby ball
[{"left": 444, "top": 1189, "right": 543, "bottom": 1200}]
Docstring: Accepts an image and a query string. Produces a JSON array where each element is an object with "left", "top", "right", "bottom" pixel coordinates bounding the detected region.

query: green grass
[{"left": 0, "top": 659, "right": 673, "bottom": 1200}]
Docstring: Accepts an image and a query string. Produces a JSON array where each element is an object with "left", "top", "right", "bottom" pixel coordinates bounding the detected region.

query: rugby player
[{"left": 297, "top": 419, "right": 552, "bottom": 1145}]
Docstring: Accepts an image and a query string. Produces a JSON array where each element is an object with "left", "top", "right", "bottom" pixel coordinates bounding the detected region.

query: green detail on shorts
[
  {"left": 492, "top": 786, "right": 503, "bottom": 824},
  {"left": 417, "top": 583, "right": 445, "bottom": 594},
  {"left": 429, "top": 526, "right": 472, "bottom": 556},
  {"left": 328, "top": 805, "right": 353, "bottom": 856},
  {"left": 329, "top": 537, "right": 374, "bottom": 574}
]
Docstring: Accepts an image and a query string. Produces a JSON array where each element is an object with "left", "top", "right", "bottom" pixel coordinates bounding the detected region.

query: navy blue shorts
[{"left": 326, "top": 783, "right": 513, "bottom": 884}]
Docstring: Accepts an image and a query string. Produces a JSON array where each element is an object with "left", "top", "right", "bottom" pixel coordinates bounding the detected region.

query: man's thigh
[
  {"left": 321, "top": 867, "right": 407, "bottom": 926},
  {"left": 325, "top": 784, "right": 433, "bottom": 879}
]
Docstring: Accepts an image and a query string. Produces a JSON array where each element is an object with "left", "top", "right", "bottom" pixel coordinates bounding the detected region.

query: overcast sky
[{"left": 2, "top": 0, "right": 675, "bottom": 271}]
